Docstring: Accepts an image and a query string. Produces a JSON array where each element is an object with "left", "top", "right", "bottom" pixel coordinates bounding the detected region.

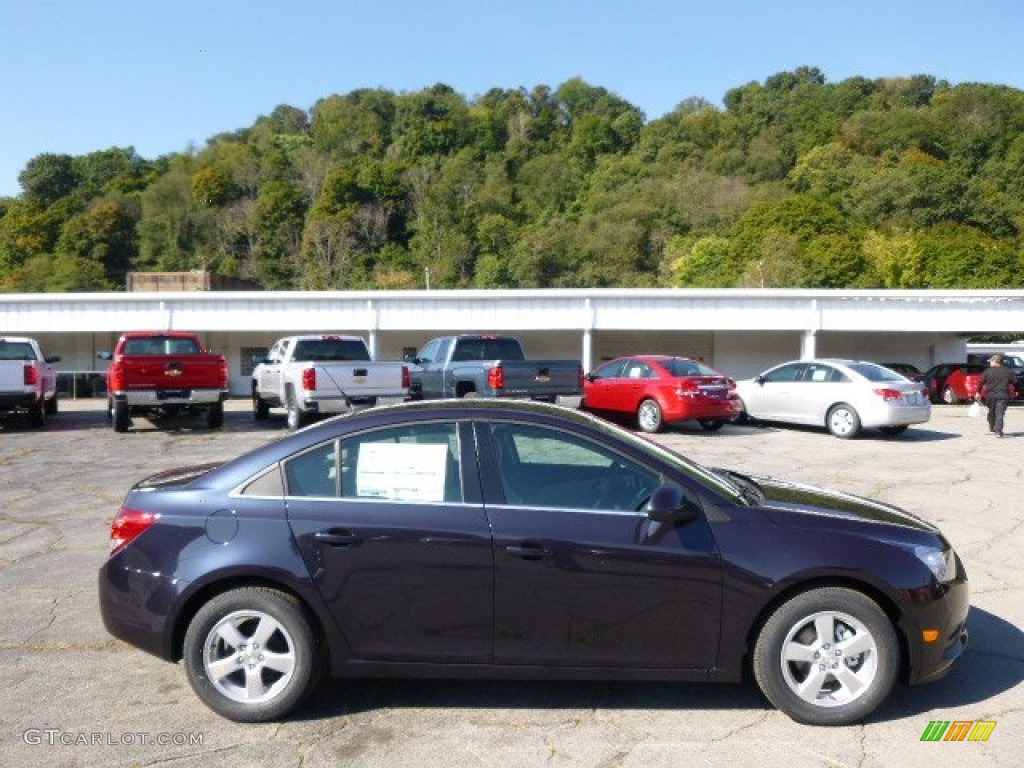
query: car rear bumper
[
  {"left": 664, "top": 398, "right": 743, "bottom": 423},
  {"left": 98, "top": 559, "right": 185, "bottom": 661},
  {"left": 861, "top": 403, "right": 932, "bottom": 428}
]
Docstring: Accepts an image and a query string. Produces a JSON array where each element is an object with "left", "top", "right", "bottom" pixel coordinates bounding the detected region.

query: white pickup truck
[
  {"left": 0, "top": 336, "right": 61, "bottom": 428},
  {"left": 252, "top": 335, "right": 409, "bottom": 429}
]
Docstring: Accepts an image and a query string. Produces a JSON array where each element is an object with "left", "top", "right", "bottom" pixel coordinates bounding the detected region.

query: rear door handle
[
  {"left": 505, "top": 542, "right": 548, "bottom": 561},
  {"left": 314, "top": 529, "right": 359, "bottom": 547}
]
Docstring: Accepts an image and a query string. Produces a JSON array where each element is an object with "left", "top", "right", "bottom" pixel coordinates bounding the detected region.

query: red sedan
[{"left": 582, "top": 355, "right": 742, "bottom": 432}]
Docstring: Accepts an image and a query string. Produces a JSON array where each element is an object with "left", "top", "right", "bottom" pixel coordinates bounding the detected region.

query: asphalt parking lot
[{"left": 1, "top": 398, "right": 1021, "bottom": 768}]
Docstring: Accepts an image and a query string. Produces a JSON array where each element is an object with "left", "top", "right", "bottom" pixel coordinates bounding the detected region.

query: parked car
[
  {"left": 99, "top": 399, "right": 968, "bottom": 726},
  {"left": 966, "top": 353, "right": 1024, "bottom": 397},
  {"left": 878, "top": 362, "right": 924, "bottom": 382},
  {"left": 406, "top": 335, "right": 582, "bottom": 402},
  {"left": 921, "top": 363, "right": 986, "bottom": 404},
  {"left": 735, "top": 359, "right": 931, "bottom": 438},
  {"left": 252, "top": 335, "right": 409, "bottom": 430},
  {"left": 98, "top": 332, "right": 229, "bottom": 432},
  {"left": 0, "top": 336, "right": 60, "bottom": 427},
  {"left": 582, "top": 355, "right": 742, "bottom": 432}
]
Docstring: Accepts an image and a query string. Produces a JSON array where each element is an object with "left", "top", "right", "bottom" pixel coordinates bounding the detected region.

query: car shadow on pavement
[
  {"left": 297, "top": 606, "right": 1020, "bottom": 724},
  {"left": 300, "top": 676, "right": 770, "bottom": 721}
]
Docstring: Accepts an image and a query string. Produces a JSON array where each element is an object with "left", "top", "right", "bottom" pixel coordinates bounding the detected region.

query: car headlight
[{"left": 915, "top": 545, "right": 956, "bottom": 583}]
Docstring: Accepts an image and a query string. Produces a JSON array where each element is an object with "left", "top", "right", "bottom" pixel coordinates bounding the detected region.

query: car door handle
[
  {"left": 314, "top": 529, "right": 359, "bottom": 547},
  {"left": 505, "top": 542, "right": 548, "bottom": 561}
]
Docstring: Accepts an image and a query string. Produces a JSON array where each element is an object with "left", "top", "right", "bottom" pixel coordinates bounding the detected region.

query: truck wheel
[
  {"left": 286, "top": 390, "right": 307, "bottom": 431},
  {"left": 26, "top": 400, "right": 46, "bottom": 428},
  {"left": 207, "top": 401, "right": 225, "bottom": 429},
  {"left": 44, "top": 394, "right": 58, "bottom": 416},
  {"left": 253, "top": 386, "right": 270, "bottom": 421},
  {"left": 112, "top": 399, "right": 130, "bottom": 432}
]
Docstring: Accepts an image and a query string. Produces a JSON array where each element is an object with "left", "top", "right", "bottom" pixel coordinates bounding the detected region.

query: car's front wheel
[
  {"left": 183, "top": 587, "right": 321, "bottom": 722},
  {"left": 753, "top": 587, "right": 898, "bottom": 726},
  {"left": 827, "top": 403, "right": 861, "bottom": 438}
]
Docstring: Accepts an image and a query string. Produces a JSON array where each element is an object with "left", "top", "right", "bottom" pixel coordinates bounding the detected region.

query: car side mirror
[
  {"left": 647, "top": 482, "right": 700, "bottom": 524},
  {"left": 585, "top": 372, "right": 596, "bottom": 382},
  {"left": 45, "top": 355, "right": 61, "bottom": 363},
  {"left": 755, "top": 375, "right": 766, "bottom": 386},
  {"left": 97, "top": 351, "right": 113, "bottom": 361}
]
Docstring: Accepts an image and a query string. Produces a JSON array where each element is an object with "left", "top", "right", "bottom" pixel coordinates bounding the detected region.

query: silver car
[{"left": 735, "top": 359, "right": 932, "bottom": 438}]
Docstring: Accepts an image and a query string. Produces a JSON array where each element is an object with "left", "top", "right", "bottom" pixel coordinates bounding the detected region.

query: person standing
[{"left": 977, "top": 354, "right": 1016, "bottom": 437}]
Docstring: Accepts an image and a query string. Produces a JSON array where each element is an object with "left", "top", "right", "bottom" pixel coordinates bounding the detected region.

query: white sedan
[{"left": 735, "top": 359, "right": 932, "bottom": 438}]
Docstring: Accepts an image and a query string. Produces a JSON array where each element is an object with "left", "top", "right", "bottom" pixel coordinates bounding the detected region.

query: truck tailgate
[
  {"left": 0, "top": 362, "right": 26, "bottom": 392},
  {"left": 313, "top": 362, "right": 408, "bottom": 397},
  {"left": 119, "top": 356, "right": 224, "bottom": 390},
  {"left": 498, "top": 360, "right": 582, "bottom": 396}
]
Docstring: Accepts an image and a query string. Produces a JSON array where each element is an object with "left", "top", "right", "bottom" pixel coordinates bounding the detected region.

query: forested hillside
[{"left": 2, "top": 67, "right": 1023, "bottom": 292}]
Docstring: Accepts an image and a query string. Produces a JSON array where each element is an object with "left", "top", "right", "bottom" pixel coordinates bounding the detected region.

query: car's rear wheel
[
  {"left": 44, "top": 394, "right": 58, "bottom": 416},
  {"left": 941, "top": 387, "right": 958, "bottom": 405},
  {"left": 752, "top": 587, "right": 898, "bottom": 726},
  {"left": 183, "top": 587, "right": 320, "bottom": 722},
  {"left": 636, "top": 399, "right": 663, "bottom": 433},
  {"left": 827, "top": 404, "right": 861, "bottom": 438},
  {"left": 26, "top": 399, "right": 45, "bottom": 428}
]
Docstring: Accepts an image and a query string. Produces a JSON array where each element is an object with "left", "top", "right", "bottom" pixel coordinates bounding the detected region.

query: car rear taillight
[
  {"left": 488, "top": 365, "right": 505, "bottom": 390},
  {"left": 24, "top": 364, "right": 38, "bottom": 386},
  {"left": 219, "top": 358, "right": 229, "bottom": 389},
  {"left": 674, "top": 380, "right": 699, "bottom": 397},
  {"left": 302, "top": 367, "right": 316, "bottom": 391},
  {"left": 873, "top": 388, "right": 904, "bottom": 402},
  {"left": 109, "top": 507, "right": 160, "bottom": 556},
  {"left": 401, "top": 365, "right": 410, "bottom": 389}
]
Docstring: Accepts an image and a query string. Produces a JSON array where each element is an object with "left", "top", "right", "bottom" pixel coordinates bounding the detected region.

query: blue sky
[{"left": 2, "top": 0, "right": 1023, "bottom": 197}]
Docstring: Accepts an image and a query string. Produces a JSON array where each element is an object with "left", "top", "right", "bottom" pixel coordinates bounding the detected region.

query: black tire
[
  {"left": 878, "top": 425, "right": 908, "bottom": 436},
  {"left": 636, "top": 398, "right": 663, "bottom": 433},
  {"left": 112, "top": 399, "right": 130, "bottom": 432},
  {"left": 285, "top": 389, "right": 306, "bottom": 431},
  {"left": 752, "top": 587, "right": 899, "bottom": 726},
  {"left": 207, "top": 401, "right": 225, "bottom": 429},
  {"left": 827, "top": 403, "right": 861, "bottom": 439},
  {"left": 253, "top": 385, "right": 270, "bottom": 421},
  {"left": 183, "top": 587, "right": 320, "bottom": 723},
  {"left": 26, "top": 399, "right": 45, "bottom": 428},
  {"left": 44, "top": 393, "right": 58, "bottom": 416},
  {"left": 698, "top": 419, "right": 724, "bottom": 432},
  {"left": 941, "top": 387, "right": 958, "bottom": 405}
]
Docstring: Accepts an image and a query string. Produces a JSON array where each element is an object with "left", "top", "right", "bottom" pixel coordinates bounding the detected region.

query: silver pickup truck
[
  {"left": 252, "top": 335, "right": 409, "bottom": 429},
  {"left": 0, "top": 336, "right": 60, "bottom": 428}
]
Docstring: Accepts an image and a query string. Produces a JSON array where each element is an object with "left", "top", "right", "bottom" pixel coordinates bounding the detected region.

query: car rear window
[
  {"left": 847, "top": 363, "right": 907, "bottom": 382},
  {"left": 661, "top": 359, "right": 720, "bottom": 377},
  {"left": 0, "top": 341, "right": 35, "bottom": 360}
]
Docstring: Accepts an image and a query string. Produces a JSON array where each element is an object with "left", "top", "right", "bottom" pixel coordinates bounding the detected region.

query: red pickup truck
[{"left": 99, "top": 332, "right": 229, "bottom": 432}]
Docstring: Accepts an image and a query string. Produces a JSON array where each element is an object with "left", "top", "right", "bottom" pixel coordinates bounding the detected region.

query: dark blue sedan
[{"left": 99, "top": 399, "right": 969, "bottom": 725}]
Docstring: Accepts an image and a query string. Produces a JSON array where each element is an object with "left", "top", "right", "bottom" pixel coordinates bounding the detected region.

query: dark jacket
[{"left": 980, "top": 365, "right": 1015, "bottom": 399}]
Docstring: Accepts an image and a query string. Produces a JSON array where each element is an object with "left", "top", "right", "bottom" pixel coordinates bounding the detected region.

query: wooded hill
[{"left": 3, "top": 67, "right": 1023, "bottom": 292}]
